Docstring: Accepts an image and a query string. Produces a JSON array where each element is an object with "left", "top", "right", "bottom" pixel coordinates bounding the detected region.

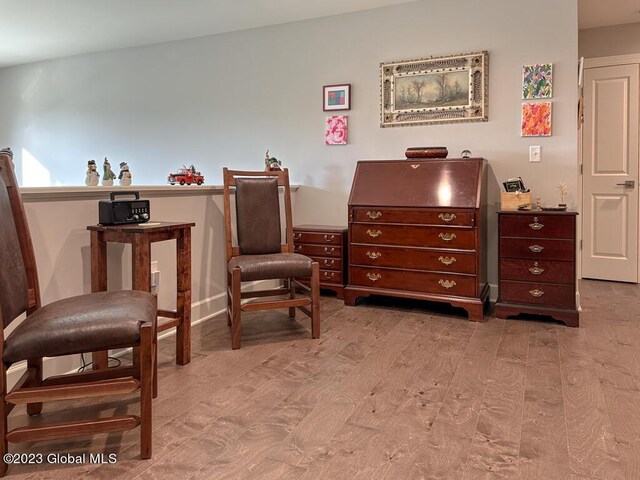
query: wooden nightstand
[
  {"left": 495, "top": 210, "right": 579, "bottom": 327},
  {"left": 293, "top": 225, "right": 347, "bottom": 299}
]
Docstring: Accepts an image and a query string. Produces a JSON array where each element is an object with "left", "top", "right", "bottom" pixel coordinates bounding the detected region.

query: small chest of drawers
[
  {"left": 495, "top": 211, "right": 579, "bottom": 327},
  {"left": 293, "top": 225, "right": 347, "bottom": 299}
]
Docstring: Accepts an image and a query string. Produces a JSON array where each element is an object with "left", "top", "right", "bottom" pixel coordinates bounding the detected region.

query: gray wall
[
  {"left": 0, "top": 0, "right": 579, "bottom": 290},
  {"left": 580, "top": 22, "right": 640, "bottom": 58}
]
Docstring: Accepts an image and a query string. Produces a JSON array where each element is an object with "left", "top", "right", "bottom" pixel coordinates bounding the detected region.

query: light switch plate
[{"left": 529, "top": 146, "right": 541, "bottom": 163}]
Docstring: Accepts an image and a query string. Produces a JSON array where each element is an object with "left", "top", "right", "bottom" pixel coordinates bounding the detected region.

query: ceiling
[
  {"left": 0, "top": 0, "right": 636, "bottom": 68},
  {"left": 0, "top": 0, "right": 417, "bottom": 68},
  {"left": 579, "top": 0, "right": 640, "bottom": 29}
]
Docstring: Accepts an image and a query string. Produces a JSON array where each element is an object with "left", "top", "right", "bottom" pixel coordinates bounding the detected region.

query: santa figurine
[
  {"left": 102, "top": 157, "right": 117, "bottom": 186},
  {"left": 118, "top": 161, "right": 132, "bottom": 186},
  {"left": 85, "top": 160, "right": 100, "bottom": 186}
]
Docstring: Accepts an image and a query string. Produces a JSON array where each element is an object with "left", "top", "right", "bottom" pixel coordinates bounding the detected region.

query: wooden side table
[{"left": 87, "top": 221, "right": 195, "bottom": 366}]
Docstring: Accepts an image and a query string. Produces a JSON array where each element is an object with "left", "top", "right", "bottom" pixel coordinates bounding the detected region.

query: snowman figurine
[
  {"left": 85, "top": 160, "right": 100, "bottom": 186},
  {"left": 118, "top": 161, "right": 132, "bottom": 186},
  {"left": 102, "top": 157, "right": 117, "bottom": 186}
]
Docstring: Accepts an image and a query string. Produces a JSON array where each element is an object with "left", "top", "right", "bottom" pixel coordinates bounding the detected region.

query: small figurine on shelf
[
  {"left": 264, "top": 149, "right": 282, "bottom": 171},
  {"left": 118, "top": 161, "right": 132, "bottom": 186},
  {"left": 102, "top": 157, "right": 117, "bottom": 186},
  {"left": 85, "top": 160, "right": 100, "bottom": 186},
  {"left": 535, "top": 195, "right": 542, "bottom": 211},
  {"left": 557, "top": 183, "right": 568, "bottom": 210}
]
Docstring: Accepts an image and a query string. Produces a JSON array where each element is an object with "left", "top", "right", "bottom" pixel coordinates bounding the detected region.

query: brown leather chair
[
  {"left": 0, "top": 148, "right": 156, "bottom": 475},
  {"left": 223, "top": 168, "right": 320, "bottom": 349}
]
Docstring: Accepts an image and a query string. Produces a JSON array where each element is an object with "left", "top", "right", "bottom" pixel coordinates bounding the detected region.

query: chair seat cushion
[
  {"left": 228, "top": 253, "right": 313, "bottom": 281},
  {"left": 3, "top": 290, "right": 156, "bottom": 364}
]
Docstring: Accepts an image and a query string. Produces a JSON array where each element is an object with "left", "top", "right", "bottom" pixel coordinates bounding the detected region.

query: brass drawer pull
[
  {"left": 366, "top": 273, "right": 382, "bottom": 282},
  {"left": 438, "top": 213, "right": 457, "bottom": 223},
  {"left": 528, "top": 262, "right": 544, "bottom": 275},
  {"left": 293, "top": 233, "right": 302, "bottom": 240},
  {"left": 366, "top": 211, "right": 382, "bottom": 219},
  {"left": 323, "top": 272, "right": 336, "bottom": 280},
  {"left": 323, "top": 259, "right": 336, "bottom": 267},
  {"left": 438, "top": 232, "right": 456, "bottom": 242},
  {"left": 410, "top": 164, "right": 420, "bottom": 169},
  {"left": 529, "top": 289, "right": 544, "bottom": 297},
  {"left": 366, "top": 251, "right": 381, "bottom": 260},
  {"left": 294, "top": 246, "right": 302, "bottom": 253},
  {"left": 438, "top": 256, "right": 456, "bottom": 266},
  {"left": 529, "top": 217, "right": 544, "bottom": 230},
  {"left": 439, "top": 279, "right": 456, "bottom": 289},
  {"left": 323, "top": 247, "right": 335, "bottom": 254},
  {"left": 367, "top": 229, "right": 382, "bottom": 238},
  {"left": 324, "top": 234, "right": 335, "bottom": 242},
  {"left": 529, "top": 245, "right": 544, "bottom": 253}
]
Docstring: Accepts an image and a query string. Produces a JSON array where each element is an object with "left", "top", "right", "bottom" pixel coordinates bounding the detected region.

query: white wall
[
  {"left": 0, "top": 0, "right": 579, "bottom": 292},
  {"left": 580, "top": 23, "right": 640, "bottom": 58}
]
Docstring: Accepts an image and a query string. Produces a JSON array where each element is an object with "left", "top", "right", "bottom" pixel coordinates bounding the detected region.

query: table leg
[
  {"left": 90, "top": 231, "right": 109, "bottom": 370},
  {"left": 176, "top": 228, "right": 191, "bottom": 365},
  {"left": 132, "top": 234, "right": 151, "bottom": 292}
]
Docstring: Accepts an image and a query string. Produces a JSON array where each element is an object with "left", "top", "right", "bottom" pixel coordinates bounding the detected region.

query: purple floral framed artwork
[
  {"left": 323, "top": 84, "right": 351, "bottom": 111},
  {"left": 325, "top": 115, "right": 348, "bottom": 145}
]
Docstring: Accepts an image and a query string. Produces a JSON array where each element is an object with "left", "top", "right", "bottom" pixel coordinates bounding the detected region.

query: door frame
[{"left": 579, "top": 53, "right": 640, "bottom": 281}]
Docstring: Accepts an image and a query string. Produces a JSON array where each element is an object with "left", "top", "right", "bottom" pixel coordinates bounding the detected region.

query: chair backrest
[
  {"left": 0, "top": 148, "right": 41, "bottom": 330},
  {"left": 222, "top": 168, "right": 294, "bottom": 262}
]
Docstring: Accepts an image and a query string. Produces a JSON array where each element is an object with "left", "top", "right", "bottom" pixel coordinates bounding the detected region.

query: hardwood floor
[{"left": 4, "top": 279, "right": 640, "bottom": 479}]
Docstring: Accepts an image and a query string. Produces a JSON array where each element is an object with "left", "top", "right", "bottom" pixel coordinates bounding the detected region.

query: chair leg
[
  {"left": 26, "top": 358, "right": 43, "bottom": 416},
  {"left": 0, "top": 364, "right": 8, "bottom": 476},
  {"left": 231, "top": 268, "right": 242, "bottom": 350},
  {"left": 289, "top": 278, "right": 296, "bottom": 320},
  {"left": 139, "top": 324, "right": 153, "bottom": 460},
  {"left": 311, "top": 262, "right": 320, "bottom": 339},
  {"left": 227, "top": 273, "right": 232, "bottom": 327}
]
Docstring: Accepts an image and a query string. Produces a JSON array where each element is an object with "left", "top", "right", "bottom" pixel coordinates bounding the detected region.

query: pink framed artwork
[
  {"left": 521, "top": 102, "right": 552, "bottom": 137},
  {"left": 325, "top": 115, "right": 348, "bottom": 145},
  {"left": 323, "top": 84, "right": 351, "bottom": 111}
]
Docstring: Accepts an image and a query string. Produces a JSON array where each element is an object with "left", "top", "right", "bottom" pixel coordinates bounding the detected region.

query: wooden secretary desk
[{"left": 344, "top": 158, "right": 488, "bottom": 321}]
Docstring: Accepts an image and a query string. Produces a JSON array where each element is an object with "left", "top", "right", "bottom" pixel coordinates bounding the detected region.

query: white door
[{"left": 582, "top": 64, "right": 639, "bottom": 282}]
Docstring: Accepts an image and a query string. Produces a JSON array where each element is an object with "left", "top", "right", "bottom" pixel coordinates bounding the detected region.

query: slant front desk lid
[{"left": 348, "top": 158, "right": 486, "bottom": 209}]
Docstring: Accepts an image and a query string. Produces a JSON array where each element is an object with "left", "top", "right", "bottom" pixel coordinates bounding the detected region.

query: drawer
[
  {"left": 350, "top": 266, "right": 476, "bottom": 297},
  {"left": 351, "top": 245, "right": 476, "bottom": 274},
  {"left": 298, "top": 270, "right": 343, "bottom": 286},
  {"left": 499, "top": 281, "right": 575, "bottom": 308},
  {"left": 499, "top": 238, "right": 575, "bottom": 261},
  {"left": 500, "top": 214, "right": 574, "bottom": 239},
  {"left": 294, "top": 244, "right": 342, "bottom": 258},
  {"left": 320, "top": 270, "right": 343, "bottom": 284},
  {"left": 351, "top": 224, "right": 475, "bottom": 249},
  {"left": 305, "top": 256, "right": 342, "bottom": 271},
  {"left": 293, "top": 231, "right": 342, "bottom": 245},
  {"left": 500, "top": 259, "right": 574, "bottom": 284},
  {"left": 352, "top": 208, "right": 474, "bottom": 226}
]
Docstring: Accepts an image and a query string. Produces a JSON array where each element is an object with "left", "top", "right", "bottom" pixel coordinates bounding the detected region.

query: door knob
[{"left": 616, "top": 180, "right": 635, "bottom": 188}]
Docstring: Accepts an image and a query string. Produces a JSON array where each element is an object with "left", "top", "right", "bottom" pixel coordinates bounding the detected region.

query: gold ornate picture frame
[{"left": 380, "top": 51, "right": 489, "bottom": 127}]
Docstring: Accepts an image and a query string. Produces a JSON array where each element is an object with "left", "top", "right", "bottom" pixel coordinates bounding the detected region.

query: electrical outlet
[{"left": 529, "top": 146, "right": 541, "bottom": 163}]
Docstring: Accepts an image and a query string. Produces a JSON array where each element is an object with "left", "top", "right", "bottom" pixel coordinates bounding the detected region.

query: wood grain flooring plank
[
  {"left": 519, "top": 324, "right": 571, "bottom": 480},
  {"left": 557, "top": 328, "right": 625, "bottom": 480},
  {"left": 464, "top": 358, "right": 527, "bottom": 480},
  {"left": 601, "top": 385, "right": 640, "bottom": 480},
  {"left": 264, "top": 313, "right": 422, "bottom": 468},
  {"left": 347, "top": 315, "right": 454, "bottom": 431},
  {"left": 242, "top": 458, "right": 306, "bottom": 480}
]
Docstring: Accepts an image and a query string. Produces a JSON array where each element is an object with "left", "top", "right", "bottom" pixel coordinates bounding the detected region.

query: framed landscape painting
[{"left": 380, "top": 51, "right": 488, "bottom": 127}]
